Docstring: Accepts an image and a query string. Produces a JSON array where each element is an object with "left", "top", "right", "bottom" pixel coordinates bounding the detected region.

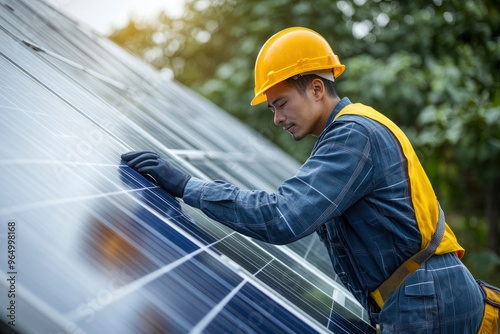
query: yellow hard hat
[{"left": 251, "top": 27, "right": 345, "bottom": 106}]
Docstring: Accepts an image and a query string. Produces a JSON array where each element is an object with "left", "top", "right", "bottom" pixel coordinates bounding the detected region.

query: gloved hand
[{"left": 121, "top": 151, "right": 191, "bottom": 198}]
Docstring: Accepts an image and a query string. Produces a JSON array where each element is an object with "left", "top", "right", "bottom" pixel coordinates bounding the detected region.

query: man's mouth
[{"left": 284, "top": 124, "right": 294, "bottom": 132}]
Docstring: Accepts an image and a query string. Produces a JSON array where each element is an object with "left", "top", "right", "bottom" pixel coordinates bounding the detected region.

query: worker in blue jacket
[{"left": 122, "top": 27, "right": 487, "bottom": 332}]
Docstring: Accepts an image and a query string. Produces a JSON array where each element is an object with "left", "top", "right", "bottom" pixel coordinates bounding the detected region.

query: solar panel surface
[{"left": 0, "top": 1, "right": 376, "bottom": 333}]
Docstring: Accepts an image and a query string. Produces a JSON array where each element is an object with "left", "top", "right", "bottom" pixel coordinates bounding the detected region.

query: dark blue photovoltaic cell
[
  {"left": 207, "top": 283, "right": 321, "bottom": 334},
  {"left": 0, "top": 0, "right": 376, "bottom": 333},
  {"left": 72, "top": 252, "right": 247, "bottom": 333}
]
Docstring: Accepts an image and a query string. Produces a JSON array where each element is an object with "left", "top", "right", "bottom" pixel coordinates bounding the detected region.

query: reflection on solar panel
[{"left": 0, "top": 1, "right": 376, "bottom": 333}]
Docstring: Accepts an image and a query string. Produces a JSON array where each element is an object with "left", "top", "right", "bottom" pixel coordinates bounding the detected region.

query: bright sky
[{"left": 49, "top": 0, "right": 186, "bottom": 35}]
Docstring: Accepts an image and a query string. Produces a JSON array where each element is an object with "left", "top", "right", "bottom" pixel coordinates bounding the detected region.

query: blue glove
[{"left": 121, "top": 151, "right": 191, "bottom": 198}]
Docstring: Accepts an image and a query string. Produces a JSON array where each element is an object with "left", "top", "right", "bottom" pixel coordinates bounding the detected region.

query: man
[{"left": 122, "top": 27, "right": 485, "bottom": 332}]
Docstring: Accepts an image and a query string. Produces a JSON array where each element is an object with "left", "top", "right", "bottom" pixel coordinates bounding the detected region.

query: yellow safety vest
[{"left": 334, "top": 103, "right": 464, "bottom": 308}]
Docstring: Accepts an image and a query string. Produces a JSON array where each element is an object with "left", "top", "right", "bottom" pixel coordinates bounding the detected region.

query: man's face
[{"left": 266, "top": 80, "right": 323, "bottom": 140}]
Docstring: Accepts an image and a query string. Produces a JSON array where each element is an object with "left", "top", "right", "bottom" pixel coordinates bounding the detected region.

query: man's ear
[{"left": 311, "top": 78, "right": 325, "bottom": 100}]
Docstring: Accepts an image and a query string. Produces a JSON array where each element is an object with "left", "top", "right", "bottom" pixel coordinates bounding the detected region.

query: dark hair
[{"left": 284, "top": 74, "right": 337, "bottom": 98}]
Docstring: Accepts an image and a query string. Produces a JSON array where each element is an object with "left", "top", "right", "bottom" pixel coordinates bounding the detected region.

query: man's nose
[{"left": 274, "top": 109, "right": 285, "bottom": 126}]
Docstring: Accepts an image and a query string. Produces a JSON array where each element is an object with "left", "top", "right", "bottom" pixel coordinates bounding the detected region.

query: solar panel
[{"left": 0, "top": 0, "right": 376, "bottom": 333}]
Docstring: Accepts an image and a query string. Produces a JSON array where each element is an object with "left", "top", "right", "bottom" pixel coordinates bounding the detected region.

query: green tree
[{"left": 109, "top": 0, "right": 500, "bottom": 283}]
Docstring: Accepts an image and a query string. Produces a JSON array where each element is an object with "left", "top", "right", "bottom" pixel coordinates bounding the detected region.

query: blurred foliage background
[{"left": 109, "top": 0, "right": 500, "bottom": 285}]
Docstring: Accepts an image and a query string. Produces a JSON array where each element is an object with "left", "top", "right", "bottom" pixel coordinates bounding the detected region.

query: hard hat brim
[{"left": 250, "top": 93, "right": 267, "bottom": 106}]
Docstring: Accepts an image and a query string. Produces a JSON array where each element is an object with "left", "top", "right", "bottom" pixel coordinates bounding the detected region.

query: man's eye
[{"left": 278, "top": 101, "right": 287, "bottom": 108}]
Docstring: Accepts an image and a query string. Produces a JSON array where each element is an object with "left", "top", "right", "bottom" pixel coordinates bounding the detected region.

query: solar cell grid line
[
  {"left": 219, "top": 264, "right": 332, "bottom": 334},
  {"left": 190, "top": 276, "right": 249, "bottom": 333},
  {"left": 205, "top": 282, "right": 330, "bottom": 334}
]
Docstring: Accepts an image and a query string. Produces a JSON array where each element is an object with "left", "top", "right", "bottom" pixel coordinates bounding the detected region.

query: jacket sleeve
[{"left": 183, "top": 121, "right": 374, "bottom": 245}]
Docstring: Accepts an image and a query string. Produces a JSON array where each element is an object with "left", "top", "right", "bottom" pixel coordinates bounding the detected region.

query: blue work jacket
[{"left": 184, "top": 97, "right": 444, "bottom": 311}]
